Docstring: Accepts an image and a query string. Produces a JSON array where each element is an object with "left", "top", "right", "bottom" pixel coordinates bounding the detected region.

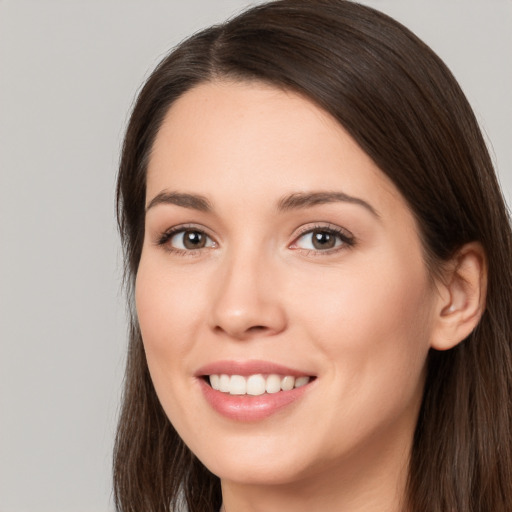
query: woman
[{"left": 114, "top": 1, "right": 512, "bottom": 511}]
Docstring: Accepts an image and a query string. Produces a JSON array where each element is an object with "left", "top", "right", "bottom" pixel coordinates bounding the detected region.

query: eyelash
[
  {"left": 290, "top": 224, "right": 356, "bottom": 255},
  {"left": 156, "top": 224, "right": 216, "bottom": 255},
  {"left": 155, "top": 223, "right": 355, "bottom": 256}
]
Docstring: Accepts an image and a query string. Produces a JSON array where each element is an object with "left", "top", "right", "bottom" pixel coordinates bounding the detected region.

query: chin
[
  {"left": 186, "top": 430, "right": 323, "bottom": 486},
  {"left": 205, "top": 455, "right": 309, "bottom": 486}
]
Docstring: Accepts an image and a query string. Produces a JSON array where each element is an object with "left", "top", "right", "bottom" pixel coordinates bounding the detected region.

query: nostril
[{"left": 213, "top": 323, "right": 273, "bottom": 339}]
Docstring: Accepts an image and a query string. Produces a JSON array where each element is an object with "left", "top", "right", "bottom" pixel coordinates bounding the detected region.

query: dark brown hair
[{"left": 114, "top": 1, "right": 512, "bottom": 510}]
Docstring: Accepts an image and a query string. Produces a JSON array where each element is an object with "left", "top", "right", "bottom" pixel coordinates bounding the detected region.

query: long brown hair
[{"left": 114, "top": 1, "right": 512, "bottom": 510}]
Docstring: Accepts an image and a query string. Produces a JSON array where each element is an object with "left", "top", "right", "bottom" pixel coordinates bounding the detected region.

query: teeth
[
  {"left": 281, "top": 376, "right": 295, "bottom": 391},
  {"left": 246, "top": 374, "right": 266, "bottom": 396},
  {"left": 295, "top": 376, "right": 310, "bottom": 388},
  {"left": 229, "top": 375, "right": 246, "bottom": 395},
  {"left": 208, "top": 374, "right": 311, "bottom": 395},
  {"left": 219, "top": 374, "right": 230, "bottom": 392},
  {"left": 265, "top": 374, "right": 281, "bottom": 394},
  {"left": 210, "top": 374, "right": 220, "bottom": 390}
]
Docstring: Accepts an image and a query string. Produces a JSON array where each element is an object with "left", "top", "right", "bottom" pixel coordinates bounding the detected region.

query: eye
[
  {"left": 291, "top": 226, "right": 354, "bottom": 252},
  {"left": 158, "top": 227, "right": 216, "bottom": 252},
  {"left": 172, "top": 230, "right": 213, "bottom": 250}
]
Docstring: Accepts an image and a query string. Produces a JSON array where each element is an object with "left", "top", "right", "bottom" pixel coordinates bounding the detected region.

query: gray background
[{"left": 0, "top": 1, "right": 510, "bottom": 511}]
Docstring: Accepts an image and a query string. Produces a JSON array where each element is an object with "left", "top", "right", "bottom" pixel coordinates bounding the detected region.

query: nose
[{"left": 209, "top": 250, "right": 287, "bottom": 340}]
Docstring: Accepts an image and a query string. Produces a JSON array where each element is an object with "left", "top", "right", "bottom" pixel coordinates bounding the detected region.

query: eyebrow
[
  {"left": 145, "top": 190, "right": 379, "bottom": 217},
  {"left": 277, "top": 191, "right": 379, "bottom": 217},
  {"left": 145, "top": 191, "right": 212, "bottom": 213}
]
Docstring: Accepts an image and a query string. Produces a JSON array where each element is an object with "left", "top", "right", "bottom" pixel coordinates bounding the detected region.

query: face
[{"left": 136, "top": 81, "right": 440, "bottom": 487}]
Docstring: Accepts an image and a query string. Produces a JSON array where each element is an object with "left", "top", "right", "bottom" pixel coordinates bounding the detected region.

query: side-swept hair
[{"left": 115, "top": 1, "right": 512, "bottom": 510}]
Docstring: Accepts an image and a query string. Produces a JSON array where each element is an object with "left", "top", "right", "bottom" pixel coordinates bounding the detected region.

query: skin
[{"left": 135, "top": 81, "right": 485, "bottom": 512}]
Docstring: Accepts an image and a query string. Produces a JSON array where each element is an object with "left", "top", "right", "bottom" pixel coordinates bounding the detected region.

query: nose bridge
[{"left": 210, "top": 239, "right": 286, "bottom": 339}]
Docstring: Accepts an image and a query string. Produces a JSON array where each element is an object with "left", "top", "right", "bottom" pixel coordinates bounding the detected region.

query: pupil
[
  {"left": 312, "top": 230, "right": 335, "bottom": 249},
  {"left": 184, "top": 231, "right": 205, "bottom": 249}
]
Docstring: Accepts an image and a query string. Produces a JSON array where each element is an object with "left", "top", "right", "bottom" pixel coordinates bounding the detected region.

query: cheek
[
  {"left": 293, "top": 252, "right": 433, "bottom": 340},
  {"left": 135, "top": 257, "right": 206, "bottom": 373},
  {"left": 134, "top": 256, "right": 213, "bottom": 433},
  {"left": 289, "top": 251, "right": 434, "bottom": 410}
]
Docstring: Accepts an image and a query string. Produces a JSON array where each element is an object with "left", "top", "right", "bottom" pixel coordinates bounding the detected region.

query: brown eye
[
  {"left": 167, "top": 229, "right": 215, "bottom": 251},
  {"left": 311, "top": 230, "right": 336, "bottom": 249},
  {"left": 182, "top": 230, "right": 206, "bottom": 249},
  {"left": 292, "top": 226, "right": 354, "bottom": 252}
]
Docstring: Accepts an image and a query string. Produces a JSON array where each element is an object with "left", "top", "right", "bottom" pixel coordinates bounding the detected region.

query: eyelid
[
  {"left": 155, "top": 224, "right": 217, "bottom": 254},
  {"left": 289, "top": 223, "right": 355, "bottom": 253},
  {"left": 153, "top": 222, "right": 354, "bottom": 256}
]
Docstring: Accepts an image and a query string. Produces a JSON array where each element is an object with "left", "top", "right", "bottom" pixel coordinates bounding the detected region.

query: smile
[
  {"left": 208, "top": 374, "right": 311, "bottom": 395},
  {"left": 196, "top": 361, "right": 316, "bottom": 421}
]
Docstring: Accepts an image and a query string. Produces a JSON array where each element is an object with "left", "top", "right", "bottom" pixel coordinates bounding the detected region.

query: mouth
[
  {"left": 204, "top": 373, "right": 313, "bottom": 396},
  {"left": 196, "top": 361, "right": 316, "bottom": 421}
]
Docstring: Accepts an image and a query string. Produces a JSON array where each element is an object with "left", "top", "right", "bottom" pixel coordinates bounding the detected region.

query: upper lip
[{"left": 195, "top": 360, "right": 315, "bottom": 377}]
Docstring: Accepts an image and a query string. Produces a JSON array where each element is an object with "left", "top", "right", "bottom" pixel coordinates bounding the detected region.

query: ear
[{"left": 430, "top": 242, "right": 487, "bottom": 351}]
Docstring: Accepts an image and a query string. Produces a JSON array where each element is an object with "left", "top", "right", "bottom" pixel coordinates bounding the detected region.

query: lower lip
[{"left": 198, "top": 378, "right": 313, "bottom": 422}]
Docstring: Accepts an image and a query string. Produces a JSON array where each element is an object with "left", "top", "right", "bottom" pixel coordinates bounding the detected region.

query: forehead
[{"left": 146, "top": 80, "right": 407, "bottom": 220}]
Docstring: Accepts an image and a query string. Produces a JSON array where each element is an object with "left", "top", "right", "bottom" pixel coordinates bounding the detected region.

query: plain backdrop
[{"left": 0, "top": 1, "right": 510, "bottom": 511}]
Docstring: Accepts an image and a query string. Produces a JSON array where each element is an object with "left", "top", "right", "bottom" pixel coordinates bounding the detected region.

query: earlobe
[{"left": 430, "top": 242, "right": 487, "bottom": 351}]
